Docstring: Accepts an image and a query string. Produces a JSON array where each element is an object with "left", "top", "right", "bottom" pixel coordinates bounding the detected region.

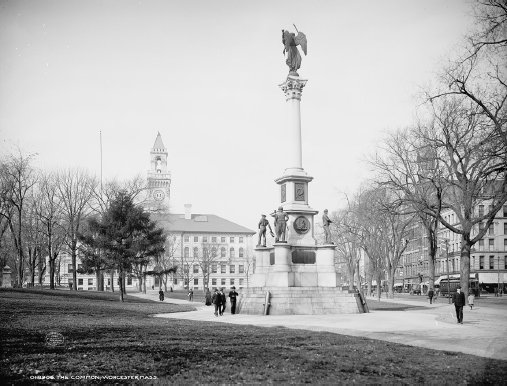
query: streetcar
[{"left": 439, "top": 275, "right": 479, "bottom": 297}]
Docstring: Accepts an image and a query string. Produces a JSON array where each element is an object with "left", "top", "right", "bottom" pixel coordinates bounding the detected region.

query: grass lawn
[{"left": 1, "top": 288, "right": 506, "bottom": 384}]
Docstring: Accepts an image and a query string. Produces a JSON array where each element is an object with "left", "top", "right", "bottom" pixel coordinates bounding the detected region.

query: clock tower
[{"left": 147, "top": 132, "right": 171, "bottom": 208}]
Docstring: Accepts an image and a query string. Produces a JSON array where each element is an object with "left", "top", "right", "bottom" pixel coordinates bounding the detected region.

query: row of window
[
  {"left": 476, "top": 238, "right": 507, "bottom": 250},
  {"left": 402, "top": 256, "right": 507, "bottom": 277},
  {"left": 441, "top": 206, "right": 507, "bottom": 227},
  {"left": 69, "top": 277, "right": 134, "bottom": 286},
  {"left": 173, "top": 278, "right": 245, "bottom": 286},
  {"left": 184, "top": 235, "right": 244, "bottom": 243},
  {"left": 477, "top": 255, "right": 507, "bottom": 270},
  {"left": 184, "top": 247, "right": 245, "bottom": 259},
  {"left": 478, "top": 222, "right": 507, "bottom": 235},
  {"left": 478, "top": 205, "right": 507, "bottom": 218},
  {"left": 185, "top": 264, "right": 246, "bottom": 274},
  {"left": 191, "top": 278, "right": 244, "bottom": 286}
]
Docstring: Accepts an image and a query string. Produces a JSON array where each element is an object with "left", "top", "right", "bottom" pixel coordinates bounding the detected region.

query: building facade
[
  {"left": 153, "top": 204, "right": 256, "bottom": 291},
  {"left": 399, "top": 204, "right": 507, "bottom": 293}
]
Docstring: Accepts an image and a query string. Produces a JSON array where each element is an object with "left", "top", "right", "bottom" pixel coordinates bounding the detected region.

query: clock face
[{"left": 153, "top": 190, "right": 165, "bottom": 201}]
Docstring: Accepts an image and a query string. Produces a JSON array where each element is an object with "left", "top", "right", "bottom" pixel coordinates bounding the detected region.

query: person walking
[
  {"left": 188, "top": 288, "right": 194, "bottom": 302},
  {"left": 205, "top": 288, "right": 212, "bottom": 306},
  {"left": 428, "top": 288, "right": 434, "bottom": 304},
  {"left": 159, "top": 289, "right": 164, "bottom": 301},
  {"left": 211, "top": 289, "right": 220, "bottom": 317},
  {"left": 452, "top": 285, "right": 466, "bottom": 324},
  {"left": 468, "top": 291, "right": 475, "bottom": 310},
  {"left": 228, "top": 286, "right": 239, "bottom": 314},
  {"left": 219, "top": 288, "right": 227, "bottom": 316}
]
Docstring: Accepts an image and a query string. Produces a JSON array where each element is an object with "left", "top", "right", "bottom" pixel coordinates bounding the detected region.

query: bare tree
[
  {"left": 331, "top": 209, "right": 362, "bottom": 291},
  {"left": 0, "top": 148, "right": 38, "bottom": 286},
  {"left": 429, "top": 1, "right": 506, "bottom": 149},
  {"left": 376, "top": 97, "right": 507, "bottom": 297},
  {"left": 57, "top": 168, "right": 97, "bottom": 290},
  {"left": 370, "top": 128, "right": 443, "bottom": 291},
  {"left": 33, "top": 171, "right": 67, "bottom": 289}
]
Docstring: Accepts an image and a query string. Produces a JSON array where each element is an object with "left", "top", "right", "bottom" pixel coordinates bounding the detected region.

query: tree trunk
[
  {"left": 49, "top": 258, "right": 55, "bottom": 289},
  {"left": 461, "top": 241, "right": 471, "bottom": 299},
  {"left": 348, "top": 265, "right": 355, "bottom": 291},
  {"left": 137, "top": 274, "right": 143, "bottom": 292},
  {"left": 110, "top": 271, "right": 115, "bottom": 292},
  {"left": 122, "top": 272, "right": 127, "bottom": 295},
  {"left": 356, "top": 260, "right": 361, "bottom": 293},
  {"left": 428, "top": 248, "right": 435, "bottom": 291},
  {"left": 387, "top": 268, "right": 395, "bottom": 299},
  {"left": 118, "top": 271, "right": 124, "bottom": 302},
  {"left": 95, "top": 269, "right": 101, "bottom": 291},
  {"left": 376, "top": 274, "right": 382, "bottom": 300},
  {"left": 71, "top": 240, "right": 77, "bottom": 290}
]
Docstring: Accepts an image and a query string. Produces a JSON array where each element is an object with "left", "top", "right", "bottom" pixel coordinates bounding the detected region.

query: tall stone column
[
  {"left": 276, "top": 75, "right": 317, "bottom": 246},
  {"left": 279, "top": 75, "right": 307, "bottom": 176}
]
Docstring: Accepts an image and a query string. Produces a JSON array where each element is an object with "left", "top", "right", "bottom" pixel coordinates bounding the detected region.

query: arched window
[
  {"left": 184, "top": 247, "right": 189, "bottom": 258},
  {"left": 239, "top": 247, "right": 244, "bottom": 258},
  {"left": 193, "top": 247, "right": 199, "bottom": 257},
  {"left": 230, "top": 247, "right": 235, "bottom": 259},
  {"left": 221, "top": 247, "right": 226, "bottom": 258}
]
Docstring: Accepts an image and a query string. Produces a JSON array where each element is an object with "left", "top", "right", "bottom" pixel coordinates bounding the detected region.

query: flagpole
[{"left": 100, "top": 130, "right": 103, "bottom": 194}]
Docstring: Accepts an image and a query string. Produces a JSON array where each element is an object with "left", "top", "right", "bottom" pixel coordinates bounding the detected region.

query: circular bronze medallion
[{"left": 293, "top": 216, "right": 310, "bottom": 234}]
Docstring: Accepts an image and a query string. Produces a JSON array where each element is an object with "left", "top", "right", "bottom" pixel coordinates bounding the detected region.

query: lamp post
[
  {"left": 445, "top": 239, "right": 451, "bottom": 304},
  {"left": 498, "top": 255, "right": 501, "bottom": 297}
]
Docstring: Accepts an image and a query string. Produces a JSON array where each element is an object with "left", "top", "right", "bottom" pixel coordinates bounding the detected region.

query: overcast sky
[{"left": 0, "top": 0, "right": 473, "bottom": 231}]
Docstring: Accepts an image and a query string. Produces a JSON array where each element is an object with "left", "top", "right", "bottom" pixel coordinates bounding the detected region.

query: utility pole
[{"left": 446, "top": 239, "right": 451, "bottom": 304}]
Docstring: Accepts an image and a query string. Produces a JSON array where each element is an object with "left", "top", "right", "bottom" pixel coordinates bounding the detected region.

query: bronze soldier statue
[
  {"left": 257, "top": 214, "right": 274, "bottom": 247},
  {"left": 272, "top": 207, "right": 289, "bottom": 243},
  {"left": 322, "top": 209, "right": 333, "bottom": 244}
]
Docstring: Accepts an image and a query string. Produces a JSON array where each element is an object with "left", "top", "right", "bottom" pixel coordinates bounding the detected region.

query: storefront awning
[{"left": 479, "top": 272, "right": 507, "bottom": 284}]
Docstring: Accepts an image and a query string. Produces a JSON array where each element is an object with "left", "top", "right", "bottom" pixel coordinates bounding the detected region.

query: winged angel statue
[{"left": 282, "top": 26, "right": 307, "bottom": 75}]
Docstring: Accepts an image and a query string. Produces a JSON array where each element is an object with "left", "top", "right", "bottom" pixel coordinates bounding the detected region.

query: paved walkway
[{"left": 130, "top": 291, "right": 507, "bottom": 361}]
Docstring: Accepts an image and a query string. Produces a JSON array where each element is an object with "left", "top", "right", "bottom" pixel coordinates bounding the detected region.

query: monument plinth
[{"left": 238, "top": 30, "right": 366, "bottom": 315}]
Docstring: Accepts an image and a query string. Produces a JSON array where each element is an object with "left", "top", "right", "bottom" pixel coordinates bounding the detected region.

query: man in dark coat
[
  {"left": 211, "top": 289, "right": 220, "bottom": 317},
  {"left": 229, "top": 286, "right": 239, "bottom": 314},
  {"left": 452, "top": 285, "right": 466, "bottom": 324},
  {"left": 219, "top": 288, "right": 227, "bottom": 316},
  {"left": 428, "top": 288, "right": 434, "bottom": 304}
]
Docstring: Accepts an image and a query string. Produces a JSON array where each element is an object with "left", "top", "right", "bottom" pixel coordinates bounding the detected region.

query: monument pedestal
[{"left": 241, "top": 245, "right": 365, "bottom": 315}]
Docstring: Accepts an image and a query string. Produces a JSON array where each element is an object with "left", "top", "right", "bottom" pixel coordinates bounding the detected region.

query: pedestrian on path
[
  {"left": 211, "top": 289, "right": 220, "bottom": 317},
  {"left": 452, "top": 285, "right": 466, "bottom": 324},
  {"left": 205, "top": 288, "right": 212, "bottom": 306},
  {"left": 188, "top": 288, "right": 194, "bottom": 302},
  {"left": 468, "top": 292, "right": 475, "bottom": 310},
  {"left": 219, "top": 288, "right": 227, "bottom": 315},
  {"left": 428, "top": 288, "right": 434, "bottom": 304},
  {"left": 159, "top": 289, "right": 164, "bottom": 301},
  {"left": 229, "top": 286, "right": 239, "bottom": 314}
]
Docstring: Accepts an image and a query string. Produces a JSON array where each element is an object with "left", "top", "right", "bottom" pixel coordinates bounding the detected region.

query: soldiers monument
[{"left": 238, "top": 28, "right": 366, "bottom": 315}]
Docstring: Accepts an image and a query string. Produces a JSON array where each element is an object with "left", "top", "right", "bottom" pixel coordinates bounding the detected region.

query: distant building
[
  {"left": 399, "top": 203, "right": 507, "bottom": 294},
  {"left": 152, "top": 204, "right": 256, "bottom": 291},
  {"left": 44, "top": 133, "right": 255, "bottom": 292}
]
